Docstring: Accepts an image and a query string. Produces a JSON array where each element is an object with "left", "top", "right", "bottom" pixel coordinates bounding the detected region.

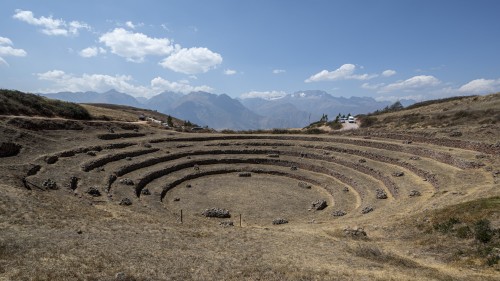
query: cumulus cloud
[
  {"left": 273, "top": 69, "right": 286, "bottom": 74},
  {"left": 224, "top": 69, "right": 237, "bottom": 75},
  {"left": 458, "top": 78, "right": 500, "bottom": 94},
  {"left": 99, "top": 28, "right": 175, "bottom": 62},
  {"left": 36, "top": 70, "right": 213, "bottom": 97},
  {"left": 305, "top": 64, "right": 377, "bottom": 83},
  {"left": 79, "top": 46, "right": 106, "bottom": 58},
  {"left": 13, "top": 9, "right": 89, "bottom": 36},
  {"left": 125, "top": 21, "right": 144, "bottom": 29},
  {"left": 382, "top": 69, "right": 396, "bottom": 77},
  {"left": 159, "top": 47, "right": 222, "bottom": 74},
  {"left": 240, "top": 90, "right": 287, "bottom": 100},
  {"left": 150, "top": 77, "right": 213, "bottom": 94},
  {"left": 0, "top": 36, "right": 27, "bottom": 66},
  {"left": 378, "top": 75, "right": 440, "bottom": 93}
]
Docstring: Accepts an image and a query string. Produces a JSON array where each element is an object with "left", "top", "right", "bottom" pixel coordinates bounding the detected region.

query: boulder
[
  {"left": 119, "top": 198, "right": 132, "bottom": 206},
  {"left": 219, "top": 221, "right": 234, "bottom": 227},
  {"left": 272, "top": 218, "right": 288, "bottom": 225},
  {"left": 392, "top": 171, "right": 405, "bottom": 177},
  {"left": 409, "top": 190, "right": 421, "bottom": 197},
  {"left": 311, "top": 200, "right": 328, "bottom": 210},
  {"left": 376, "top": 189, "right": 388, "bottom": 199},
  {"left": 42, "top": 179, "right": 58, "bottom": 190},
  {"left": 332, "top": 210, "right": 347, "bottom": 217},
  {"left": 343, "top": 226, "right": 367, "bottom": 238},
  {"left": 298, "top": 182, "right": 311, "bottom": 189},
  {"left": 361, "top": 206, "right": 374, "bottom": 214},
  {"left": 86, "top": 187, "right": 101, "bottom": 197}
]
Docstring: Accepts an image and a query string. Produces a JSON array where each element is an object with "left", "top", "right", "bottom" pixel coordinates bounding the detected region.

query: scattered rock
[
  {"left": 272, "top": 218, "right": 288, "bottom": 225},
  {"left": 332, "top": 210, "right": 347, "bottom": 217},
  {"left": 267, "top": 153, "right": 279, "bottom": 158},
  {"left": 392, "top": 171, "right": 405, "bottom": 177},
  {"left": 298, "top": 181, "right": 311, "bottom": 189},
  {"left": 193, "top": 164, "right": 200, "bottom": 171},
  {"left": 141, "top": 188, "right": 151, "bottom": 195},
  {"left": 42, "top": 179, "right": 58, "bottom": 190},
  {"left": 343, "top": 186, "right": 349, "bottom": 192},
  {"left": 173, "top": 197, "right": 180, "bottom": 202},
  {"left": 86, "top": 151, "right": 97, "bottom": 156},
  {"left": 376, "top": 189, "right": 388, "bottom": 199},
  {"left": 119, "top": 178, "right": 134, "bottom": 185},
  {"left": 202, "top": 208, "right": 231, "bottom": 218},
  {"left": 86, "top": 187, "right": 101, "bottom": 197},
  {"left": 300, "top": 152, "right": 307, "bottom": 158},
  {"left": 409, "top": 156, "right": 420, "bottom": 160},
  {"left": 115, "top": 272, "right": 128, "bottom": 281},
  {"left": 403, "top": 140, "right": 413, "bottom": 144},
  {"left": 119, "top": 198, "right": 132, "bottom": 206},
  {"left": 142, "top": 142, "right": 152, "bottom": 148},
  {"left": 186, "top": 184, "right": 192, "bottom": 188},
  {"left": 358, "top": 158, "right": 367, "bottom": 163},
  {"left": 125, "top": 157, "right": 132, "bottom": 161},
  {"left": 238, "top": 172, "right": 251, "bottom": 177},
  {"left": 409, "top": 190, "right": 421, "bottom": 197},
  {"left": 361, "top": 206, "right": 374, "bottom": 214},
  {"left": 311, "top": 200, "right": 328, "bottom": 210},
  {"left": 290, "top": 166, "right": 298, "bottom": 171},
  {"left": 219, "top": 221, "right": 234, "bottom": 227},
  {"left": 343, "top": 226, "right": 367, "bottom": 238},
  {"left": 449, "top": 131, "right": 462, "bottom": 137},
  {"left": 76, "top": 230, "right": 83, "bottom": 234}
]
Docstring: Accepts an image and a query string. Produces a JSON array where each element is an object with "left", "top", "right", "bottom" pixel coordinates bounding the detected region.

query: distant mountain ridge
[{"left": 41, "top": 89, "right": 413, "bottom": 130}]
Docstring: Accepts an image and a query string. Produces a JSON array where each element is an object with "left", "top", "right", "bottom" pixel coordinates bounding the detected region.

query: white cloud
[
  {"left": 159, "top": 47, "right": 222, "bottom": 74},
  {"left": 361, "top": 82, "right": 385, "bottom": 90},
  {"left": 240, "top": 90, "right": 287, "bottom": 100},
  {"left": 379, "top": 75, "right": 440, "bottom": 93},
  {"left": 150, "top": 77, "right": 213, "bottom": 94},
  {"left": 13, "top": 9, "right": 89, "bottom": 36},
  {"left": 305, "top": 64, "right": 377, "bottom": 83},
  {"left": 382, "top": 69, "right": 396, "bottom": 77},
  {"left": 99, "top": 28, "right": 175, "bottom": 62},
  {"left": 224, "top": 69, "right": 237, "bottom": 75},
  {"left": 273, "top": 69, "right": 286, "bottom": 74},
  {"left": 125, "top": 21, "right": 135, "bottom": 29},
  {"left": 36, "top": 70, "right": 213, "bottom": 97},
  {"left": 79, "top": 46, "right": 107, "bottom": 58},
  {"left": 458, "top": 78, "right": 500, "bottom": 94},
  {"left": 0, "top": 36, "right": 27, "bottom": 66}
]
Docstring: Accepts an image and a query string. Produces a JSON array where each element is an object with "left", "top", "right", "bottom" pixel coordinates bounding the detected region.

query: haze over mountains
[{"left": 41, "top": 90, "right": 413, "bottom": 130}]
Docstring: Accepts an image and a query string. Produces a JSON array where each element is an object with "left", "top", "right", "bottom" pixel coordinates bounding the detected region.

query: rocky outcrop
[{"left": 202, "top": 208, "right": 231, "bottom": 218}]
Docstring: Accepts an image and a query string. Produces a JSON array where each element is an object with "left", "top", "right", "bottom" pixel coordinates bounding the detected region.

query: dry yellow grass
[{"left": 1, "top": 95, "right": 499, "bottom": 280}]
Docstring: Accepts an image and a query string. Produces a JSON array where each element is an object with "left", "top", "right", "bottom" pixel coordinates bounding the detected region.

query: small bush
[
  {"left": 359, "top": 116, "right": 377, "bottom": 128},
  {"left": 474, "top": 219, "right": 493, "bottom": 243},
  {"left": 433, "top": 217, "right": 460, "bottom": 234}
]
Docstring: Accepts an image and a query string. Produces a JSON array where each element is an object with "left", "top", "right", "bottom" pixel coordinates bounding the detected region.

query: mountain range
[{"left": 40, "top": 89, "right": 412, "bottom": 130}]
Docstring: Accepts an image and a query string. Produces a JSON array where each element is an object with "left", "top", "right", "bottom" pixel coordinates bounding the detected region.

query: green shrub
[
  {"left": 359, "top": 116, "right": 378, "bottom": 128},
  {"left": 474, "top": 219, "right": 493, "bottom": 243},
  {"left": 433, "top": 217, "right": 460, "bottom": 234}
]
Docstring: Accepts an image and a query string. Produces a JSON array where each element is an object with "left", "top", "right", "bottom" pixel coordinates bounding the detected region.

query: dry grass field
[{"left": 1, "top": 93, "right": 499, "bottom": 280}]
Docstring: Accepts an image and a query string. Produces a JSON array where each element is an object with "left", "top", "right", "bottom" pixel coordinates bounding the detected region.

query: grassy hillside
[
  {"left": 0, "top": 89, "right": 92, "bottom": 120},
  {"left": 359, "top": 93, "right": 500, "bottom": 129}
]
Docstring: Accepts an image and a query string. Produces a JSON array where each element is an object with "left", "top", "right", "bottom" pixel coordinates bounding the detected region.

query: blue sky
[{"left": 1, "top": 0, "right": 500, "bottom": 101}]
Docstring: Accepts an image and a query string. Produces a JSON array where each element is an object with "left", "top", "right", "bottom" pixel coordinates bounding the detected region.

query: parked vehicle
[{"left": 348, "top": 116, "right": 355, "bottom": 123}]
